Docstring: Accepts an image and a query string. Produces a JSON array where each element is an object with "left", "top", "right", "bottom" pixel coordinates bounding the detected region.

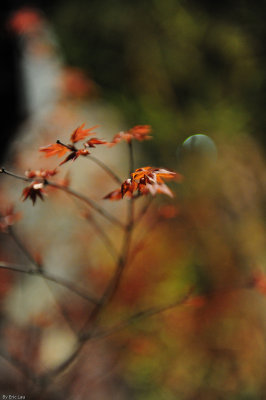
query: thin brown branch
[
  {"left": 8, "top": 227, "right": 93, "bottom": 334},
  {"left": 0, "top": 262, "right": 99, "bottom": 305},
  {"left": 8, "top": 226, "right": 41, "bottom": 271},
  {"left": 0, "top": 348, "right": 37, "bottom": 383},
  {"left": 39, "top": 340, "right": 85, "bottom": 385},
  {"left": 0, "top": 167, "right": 31, "bottom": 182},
  {"left": 80, "top": 141, "right": 136, "bottom": 329},
  {"left": 57, "top": 139, "right": 122, "bottom": 183},
  {"left": 134, "top": 196, "right": 153, "bottom": 228},
  {"left": 45, "top": 142, "right": 136, "bottom": 380},
  {"left": 83, "top": 213, "right": 118, "bottom": 260},
  {"left": 46, "top": 181, "right": 124, "bottom": 228},
  {"left": 128, "top": 140, "right": 134, "bottom": 175},
  {"left": 40, "top": 288, "right": 193, "bottom": 383},
  {"left": 90, "top": 288, "right": 194, "bottom": 341},
  {"left": 87, "top": 155, "right": 122, "bottom": 184},
  {"left": 0, "top": 168, "right": 125, "bottom": 229}
]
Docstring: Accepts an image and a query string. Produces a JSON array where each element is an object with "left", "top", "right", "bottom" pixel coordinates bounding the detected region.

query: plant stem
[
  {"left": 44, "top": 142, "right": 137, "bottom": 379},
  {"left": 128, "top": 140, "right": 134, "bottom": 174},
  {"left": 47, "top": 181, "right": 124, "bottom": 228},
  {"left": 90, "top": 288, "right": 193, "bottom": 341},
  {"left": 0, "top": 262, "right": 99, "bottom": 305},
  {"left": 8, "top": 226, "right": 42, "bottom": 270},
  {"left": 0, "top": 168, "right": 124, "bottom": 229},
  {"left": 56, "top": 140, "right": 122, "bottom": 184},
  {"left": 0, "top": 349, "right": 37, "bottom": 383},
  {"left": 87, "top": 155, "right": 122, "bottom": 184},
  {"left": 0, "top": 167, "right": 31, "bottom": 182},
  {"left": 83, "top": 212, "right": 118, "bottom": 260}
]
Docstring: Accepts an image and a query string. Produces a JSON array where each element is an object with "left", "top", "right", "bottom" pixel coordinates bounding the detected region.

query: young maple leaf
[
  {"left": 70, "top": 123, "right": 99, "bottom": 143},
  {"left": 39, "top": 143, "right": 69, "bottom": 158},
  {"left": 103, "top": 189, "right": 123, "bottom": 201},
  {"left": 109, "top": 125, "right": 152, "bottom": 146},
  {"left": 0, "top": 206, "right": 22, "bottom": 232},
  {"left": 131, "top": 167, "right": 177, "bottom": 183},
  {"left": 59, "top": 149, "right": 90, "bottom": 165},
  {"left": 104, "top": 166, "right": 181, "bottom": 200},
  {"left": 22, "top": 182, "right": 45, "bottom": 205},
  {"left": 25, "top": 168, "right": 57, "bottom": 179},
  {"left": 121, "top": 179, "right": 137, "bottom": 198},
  {"left": 84, "top": 138, "right": 107, "bottom": 148},
  {"left": 103, "top": 179, "right": 137, "bottom": 201}
]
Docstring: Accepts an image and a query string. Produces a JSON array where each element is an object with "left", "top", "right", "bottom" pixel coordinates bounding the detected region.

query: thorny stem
[
  {"left": 0, "top": 168, "right": 124, "bottom": 229},
  {"left": 0, "top": 262, "right": 99, "bottom": 305}
]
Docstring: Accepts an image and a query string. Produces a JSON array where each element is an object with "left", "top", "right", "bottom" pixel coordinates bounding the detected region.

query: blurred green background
[{"left": 47, "top": 0, "right": 266, "bottom": 166}]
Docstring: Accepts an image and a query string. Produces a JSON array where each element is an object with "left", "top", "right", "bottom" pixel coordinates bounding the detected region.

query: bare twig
[
  {"left": 0, "top": 348, "right": 37, "bottom": 383},
  {"left": 83, "top": 212, "right": 118, "bottom": 260},
  {"left": 0, "top": 168, "right": 124, "bottom": 229},
  {"left": 0, "top": 262, "right": 99, "bottom": 305},
  {"left": 56, "top": 140, "right": 122, "bottom": 184},
  {"left": 44, "top": 141, "right": 137, "bottom": 379},
  {"left": 8, "top": 226, "right": 42, "bottom": 271},
  {"left": 87, "top": 155, "right": 122, "bottom": 184},
  {"left": 134, "top": 196, "right": 153, "bottom": 228},
  {"left": 91, "top": 288, "right": 194, "bottom": 341},
  {"left": 40, "top": 288, "right": 193, "bottom": 383}
]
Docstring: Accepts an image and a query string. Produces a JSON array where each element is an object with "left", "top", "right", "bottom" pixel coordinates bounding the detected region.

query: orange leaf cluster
[
  {"left": 39, "top": 124, "right": 106, "bottom": 166},
  {"left": 70, "top": 123, "right": 99, "bottom": 143},
  {"left": 39, "top": 143, "right": 69, "bottom": 158},
  {"left": 104, "top": 166, "right": 180, "bottom": 200},
  {"left": 109, "top": 125, "right": 152, "bottom": 146}
]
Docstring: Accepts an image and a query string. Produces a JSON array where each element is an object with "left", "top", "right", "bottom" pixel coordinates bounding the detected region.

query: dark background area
[{"left": 2, "top": 0, "right": 266, "bottom": 164}]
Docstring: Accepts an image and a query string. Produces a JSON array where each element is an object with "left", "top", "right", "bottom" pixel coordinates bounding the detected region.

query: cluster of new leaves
[
  {"left": 39, "top": 124, "right": 104, "bottom": 165},
  {"left": 20, "top": 123, "right": 179, "bottom": 204},
  {"left": 0, "top": 206, "right": 22, "bottom": 232},
  {"left": 104, "top": 167, "right": 182, "bottom": 200}
]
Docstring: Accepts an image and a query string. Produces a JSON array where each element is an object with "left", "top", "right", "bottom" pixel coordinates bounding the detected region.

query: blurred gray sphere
[{"left": 178, "top": 134, "right": 217, "bottom": 162}]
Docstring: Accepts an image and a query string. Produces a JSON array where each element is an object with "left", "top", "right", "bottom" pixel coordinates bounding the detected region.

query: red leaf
[
  {"left": 85, "top": 138, "right": 107, "bottom": 148},
  {"left": 22, "top": 182, "right": 45, "bottom": 205},
  {"left": 39, "top": 143, "right": 69, "bottom": 158},
  {"left": 103, "top": 189, "right": 123, "bottom": 201},
  {"left": 109, "top": 125, "right": 152, "bottom": 146},
  {"left": 59, "top": 149, "right": 90, "bottom": 165},
  {"left": 70, "top": 123, "right": 99, "bottom": 143}
]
